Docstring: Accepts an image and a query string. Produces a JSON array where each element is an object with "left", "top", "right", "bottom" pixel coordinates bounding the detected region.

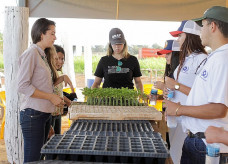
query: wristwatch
[{"left": 174, "top": 83, "right": 180, "bottom": 90}]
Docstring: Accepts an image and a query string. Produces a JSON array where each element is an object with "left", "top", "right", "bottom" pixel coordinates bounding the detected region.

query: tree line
[
  {"left": 0, "top": 32, "right": 162, "bottom": 57},
  {"left": 91, "top": 43, "right": 163, "bottom": 55}
]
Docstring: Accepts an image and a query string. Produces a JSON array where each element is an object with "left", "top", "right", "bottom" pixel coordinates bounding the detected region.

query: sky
[
  {"left": 0, "top": 1, "right": 181, "bottom": 47},
  {"left": 30, "top": 18, "right": 180, "bottom": 46}
]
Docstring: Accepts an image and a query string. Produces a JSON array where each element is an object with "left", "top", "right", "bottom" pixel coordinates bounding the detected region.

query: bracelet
[{"left": 175, "top": 105, "right": 182, "bottom": 116}]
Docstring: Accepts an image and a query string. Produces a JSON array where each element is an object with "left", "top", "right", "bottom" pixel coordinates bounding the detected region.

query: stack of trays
[
  {"left": 67, "top": 120, "right": 154, "bottom": 132},
  {"left": 41, "top": 120, "right": 169, "bottom": 163}
]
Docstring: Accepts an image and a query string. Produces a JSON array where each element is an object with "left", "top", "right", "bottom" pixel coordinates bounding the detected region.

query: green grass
[
  {"left": 74, "top": 56, "right": 85, "bottom": 73},
  {"left": 74, "top": 55, "right": 166, "bottom": 76},
  {"left": 0, "top": 53, "right": 4, "bottom": 70},
  {"left": 139, "top": 57, "right": 166, "bottom": 76}
]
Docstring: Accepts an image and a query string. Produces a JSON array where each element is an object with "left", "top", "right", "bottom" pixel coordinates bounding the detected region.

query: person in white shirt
[
  {"left": 164, "top": 6, "right": 228, "bottom": 164},
  {"left": 161, "top": 20, "right": 207, "bottom": 164}
]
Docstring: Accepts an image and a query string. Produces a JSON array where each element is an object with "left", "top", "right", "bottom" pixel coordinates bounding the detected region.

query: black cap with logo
[{"left": 109, "top": 28, "right": 126, "bottom": 45}]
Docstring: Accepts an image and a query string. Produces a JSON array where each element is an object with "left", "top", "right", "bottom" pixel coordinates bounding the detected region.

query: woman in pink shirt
[{"left": 18, "top": 18, "right": 64, "bottom": 163}]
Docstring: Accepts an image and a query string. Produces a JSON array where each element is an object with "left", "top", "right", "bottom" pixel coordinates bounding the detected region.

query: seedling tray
[
  {"left": 69, "top": 105, "right": 162, "bottom": 121},
  {"left": 41, "top": 134, "right": 169, "bottom": 163},
  {"left": 67, "top": 120, "right": 154, "bottom": 132}
]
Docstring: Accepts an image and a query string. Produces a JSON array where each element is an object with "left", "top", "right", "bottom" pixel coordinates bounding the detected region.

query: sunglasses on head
[{"left": 116, "top": 60, "right": 123, "bottom": 72}]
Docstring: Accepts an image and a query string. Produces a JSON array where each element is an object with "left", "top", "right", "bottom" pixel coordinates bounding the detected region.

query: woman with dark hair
[
  {"left": 18, "top": 18, "right": 65, "bottom": 163},
  {"left": 45, "top": 45, "right": 76, "bottom": 137},
  {"left": 154, "top": 40, "right": 180, "bottom": 90},
  {"left": 54, "top": 44, "right": 76, "bottom": 102},
  {"left": 54, "top": 45, "right": 65, "bottom": 72},
  {"left": 164, "top": 51, "right": 180, "bottom": 79},
  {"left": 92, "top": 28, "right": 143, "bottom": 92},
  {"left": 44, "top": 46, "right": 73, "bottom": 137},
  {"left": 164, "top": 20, "right": 207, "bottom": 164},
  {"left": 153, "top": 40, "right": 180, "bottom": 150}
]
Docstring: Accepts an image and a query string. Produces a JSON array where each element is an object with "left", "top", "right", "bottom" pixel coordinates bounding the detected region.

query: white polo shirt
[
  {"left": 182, "top": 44, "right": 228, "bottom": 151},
  {"left": 169, "top": 53, "right": 207, "bottom": 164},
  {"left": 172, "top": 53, "right": 207, "bottom": 105}
]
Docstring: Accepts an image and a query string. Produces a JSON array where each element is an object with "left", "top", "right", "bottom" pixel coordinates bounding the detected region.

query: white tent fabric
[{"left": 28, "top": 0, "right": 226, "bottom": 21}]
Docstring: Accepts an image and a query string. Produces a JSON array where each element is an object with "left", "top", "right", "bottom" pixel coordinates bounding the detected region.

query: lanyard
[{"left": 195, "top": 48, "right": 227, "bottom": 74}]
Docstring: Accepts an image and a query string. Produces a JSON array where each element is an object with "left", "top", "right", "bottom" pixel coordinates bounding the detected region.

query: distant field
[
  {"left": 74, "top": 55, "right": 166, "bottom": 76},
  {"left": 0, "top": 54, "right": 166, "bottom": 77}
]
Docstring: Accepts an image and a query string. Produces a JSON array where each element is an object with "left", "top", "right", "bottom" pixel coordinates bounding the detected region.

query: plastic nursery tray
[
  {"left": 65, "top": 131, "right": 157, "bottom": 138},
  {"left": 41, "top": 134, "right": 169, "bottom": 164},
  {"left": 69, "top": 105, "right": 162, "bottom": 121},
  {"left": 65, "top": 120, "right": 154, "bottom": 137},
  {"left": 68, "top": 120, "right": 154, "bottom": 132}
]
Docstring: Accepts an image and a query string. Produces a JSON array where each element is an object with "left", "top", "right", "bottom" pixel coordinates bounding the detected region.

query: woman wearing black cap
[{"left": 92, "top": 28, "right": 143, "bottom": 92}]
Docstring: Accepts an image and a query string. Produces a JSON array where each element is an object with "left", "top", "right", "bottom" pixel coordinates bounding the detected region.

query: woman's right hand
[
  {"left": 154, "top": 81, "right": 165, "bottom": 90},
  {"left": 49, "top": 94, "right": 65, "bottom": 107}
]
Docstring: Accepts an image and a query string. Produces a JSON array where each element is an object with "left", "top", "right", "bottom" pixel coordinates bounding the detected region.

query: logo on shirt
[
  {"left": 108, "top": 66, "right": 129, "bottom": 74},
  {"left": 200, "top": 69, "right": 208, "bottom": 81},
  {"left": 182, "top": 66, "right": 189, "bottom": 73}
]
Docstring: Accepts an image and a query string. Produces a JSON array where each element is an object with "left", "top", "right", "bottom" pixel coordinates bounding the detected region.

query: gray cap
[{"left": 109, "top": 28, "right": 126, "bottom": 45}]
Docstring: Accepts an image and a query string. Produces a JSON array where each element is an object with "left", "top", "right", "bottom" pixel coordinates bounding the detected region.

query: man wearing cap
[{"left": 164, "top": 6, "right": 228, "bottom": 164}]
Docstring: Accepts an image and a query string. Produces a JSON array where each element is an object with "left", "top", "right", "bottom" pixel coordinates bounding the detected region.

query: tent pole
[
  {"left": 116, "top": 0, "right": 119, "bottom": 19},
  {"left": 4, "top": 6, "right": 29, "bottom": 163}
]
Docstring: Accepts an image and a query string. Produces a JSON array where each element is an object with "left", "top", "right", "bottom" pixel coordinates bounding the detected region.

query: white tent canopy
[
  {"left": 28, "top": 0, "right": 226, "bottom": 21},
  {"left": 3, "top": 0, "right": 228, "bottom": 163}
]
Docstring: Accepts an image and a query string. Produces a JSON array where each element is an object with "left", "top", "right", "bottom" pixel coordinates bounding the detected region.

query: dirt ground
[
  {"left": 0, "top": 139, "right": 8, "bottom": 163},
  {"left": 0, "top": 73, "right": 158, "bottom": 163}
]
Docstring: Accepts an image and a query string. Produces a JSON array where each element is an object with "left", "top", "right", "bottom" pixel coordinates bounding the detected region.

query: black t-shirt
[{"left": 94, "top": 55, "right": 142, "bottom": 89}]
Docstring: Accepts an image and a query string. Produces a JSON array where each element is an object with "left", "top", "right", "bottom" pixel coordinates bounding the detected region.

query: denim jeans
[
  {"left": 51, "top": 115, "right": 61, "bottom": 134},
  {"left": 180, "top": 136, "right": 206, "bottom": 164},
  {"left": 20, "top": 108, "right": 51, "bottom": 163}
]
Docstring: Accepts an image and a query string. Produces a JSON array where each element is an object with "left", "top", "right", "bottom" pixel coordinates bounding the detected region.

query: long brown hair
[
  {"left": 164, "top": 51, "right": 180, "bottom": 80},
  {"left": 176, "top": 33, "right": 207, "bottom": 80},
  {"left": 45, "top": 46, "right": 58, "bottom": 83},
  {"left": 107, "top": 42, "right": 130, "bottom": 59}
]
